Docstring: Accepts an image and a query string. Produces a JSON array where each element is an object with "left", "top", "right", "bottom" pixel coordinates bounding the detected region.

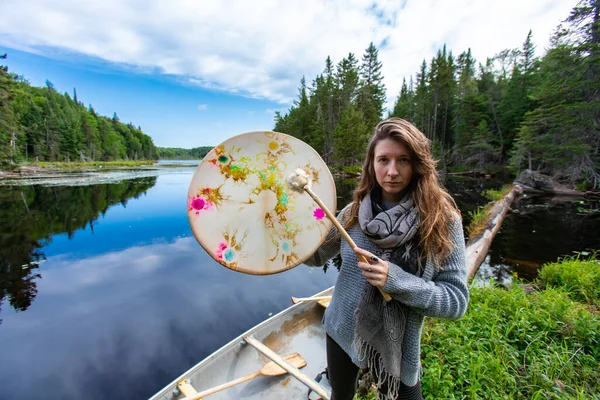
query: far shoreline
[{"left": 0, "top": 160, "right": 200, "bottom": 181}]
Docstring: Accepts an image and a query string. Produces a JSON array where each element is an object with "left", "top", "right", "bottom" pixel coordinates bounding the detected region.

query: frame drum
[{"left": 187, "top": 131, "right": 337, "bottom": 275}]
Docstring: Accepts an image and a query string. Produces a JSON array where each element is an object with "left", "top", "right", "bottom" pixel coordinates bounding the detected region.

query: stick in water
[{"left": 287, "top": 169, "right": 392, "bottom": 302}]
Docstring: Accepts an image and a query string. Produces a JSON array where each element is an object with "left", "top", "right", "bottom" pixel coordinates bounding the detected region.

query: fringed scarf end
[{"left": 353, "top": 335, "right": 403, "bottom": 400}]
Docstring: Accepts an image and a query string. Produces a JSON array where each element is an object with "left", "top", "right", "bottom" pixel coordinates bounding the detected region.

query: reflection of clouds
[
  {"left": 0, "top": 236, "right": 337, "bottom": 400},
  {"left": 41, "top": 238, "right": 185, "bottom": 294}
]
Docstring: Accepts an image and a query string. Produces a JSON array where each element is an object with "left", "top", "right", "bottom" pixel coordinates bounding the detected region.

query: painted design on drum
[
  {"left": 253, "top": 166, "right": 289, "bottom": 228},
  {"left": 264, "top": 131, "right": 294, "bottom": 160},
  {"left": 188, "top": 186, "right": 228, "bottom": 215},
  {"left": 269, "top": 224, "right": 300, "bottom": 266},
  {"left": 208, "top": 144, "right": 253, "bottom": 182},
  {"left": 215, "top": 229, "right": 248, "bottom": 270},
  {"left": 313, "top": 208, "right": 325, "bottom": 220}
]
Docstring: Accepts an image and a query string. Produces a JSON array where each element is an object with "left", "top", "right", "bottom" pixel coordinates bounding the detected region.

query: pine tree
[
  {"left": 356, "top": 42, "right": 386, "bottom": 130},
  {"left": 453, "top": 49, "right": 483, "bottom": 163},
  {"left": 335, "top": 53, "right": 359, "bottom": 113},
  {"left": 333, "top": 105, "right": 368, "bottom": 165},
  {"left": 414, "top": 59, "right": 431, "bottom": 134},
  {"left": 390, "top": 78, "right": 415, "bottom": 121},
  {"left": 428, "top": 45, "right": 456, "bottom": 150}
]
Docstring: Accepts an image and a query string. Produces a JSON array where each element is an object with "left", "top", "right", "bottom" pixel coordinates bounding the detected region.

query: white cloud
[
  {"left": 0, "top": 0, "right": 576, "bottom": 108},
  {"left": 197, "top": 104, "right": 208, "bottom": 111}
]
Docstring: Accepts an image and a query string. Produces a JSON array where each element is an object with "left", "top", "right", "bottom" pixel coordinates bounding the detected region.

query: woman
[{"left": 306, "top": 118, "right": 469, "bottom": 400}]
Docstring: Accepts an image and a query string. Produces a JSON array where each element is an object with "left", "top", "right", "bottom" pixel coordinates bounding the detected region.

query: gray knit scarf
[{"left": 353, "top": 189, "right": 420, "bottom": 399}]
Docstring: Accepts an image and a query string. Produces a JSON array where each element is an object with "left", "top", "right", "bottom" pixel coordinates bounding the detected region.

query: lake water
[{"left": 0, "top": 165, "right": 598, "bottom": 400}]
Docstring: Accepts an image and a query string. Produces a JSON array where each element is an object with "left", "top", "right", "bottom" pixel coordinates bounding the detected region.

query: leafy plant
[{"left": 483, "top": 185, "right": 512, "bottom": 202}]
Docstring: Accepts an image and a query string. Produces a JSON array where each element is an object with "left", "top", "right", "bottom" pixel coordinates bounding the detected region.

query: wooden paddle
[
  {"left": 182, "top": 353, "right": 307, "bottom": 400},
  {"left": 291, "top": 295, "right": 332, "bottom": 304}
]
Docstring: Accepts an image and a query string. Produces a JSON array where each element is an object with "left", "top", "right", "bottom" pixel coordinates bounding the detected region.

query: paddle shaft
[
  {"left": 303, "top": 186, "right": 392, "bottom": 302},
  {"left": 184, "top": 371, "right": 261, "bottom": 399},
  {"left": 243, "top": 336, "right": 330, "bottom": 400},
  {"left": 291, "top": 295, "right": 332, "bottom": 303}
]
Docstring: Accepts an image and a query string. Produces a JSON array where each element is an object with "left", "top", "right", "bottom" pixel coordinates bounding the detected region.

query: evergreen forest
[
  {"left": 155, "top": 146, "right": 213, "bottom": 160},
  {"left": 274, "top": 0, "right": 599, "bottom": 188},
  {"left": 0, "top": 55, "right": 157, "bottom": 165}
]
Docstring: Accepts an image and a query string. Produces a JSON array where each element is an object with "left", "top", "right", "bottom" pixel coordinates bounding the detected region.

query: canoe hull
[{"left": 150, "top": 287, "right": 332, "bottom": 400}]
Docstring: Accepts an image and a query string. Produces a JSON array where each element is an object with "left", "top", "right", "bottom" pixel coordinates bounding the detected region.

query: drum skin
[{"left": 187, "top": 131, "right": 337, "bottom": 275}]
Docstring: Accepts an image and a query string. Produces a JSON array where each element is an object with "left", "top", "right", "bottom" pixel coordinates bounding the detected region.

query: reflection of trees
[
  {"left": 490, "top": 198, "right": 600, "bottom": 279},
  {"left": 0, "top": 177, "right": 157, "bottom": 322}
]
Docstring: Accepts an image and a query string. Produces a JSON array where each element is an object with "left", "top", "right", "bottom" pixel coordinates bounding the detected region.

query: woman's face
[{"left": 373, "top": 138, "right": 414, "bottom": 203}]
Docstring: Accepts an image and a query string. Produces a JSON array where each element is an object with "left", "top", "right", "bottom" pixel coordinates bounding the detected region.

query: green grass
[
  {"left": 538, "top": 254, "right": 600, "bottom": 306},
  {"left": 466, "top": 206, "right": 489, "bottom": 240},
  {"left": 356, "top": 257, "right": 600, "bottom": 399},
  {"left": 483, "top": 185, "right": 512, "bottom": 202},
  {"left": 467, "top": 185, "right": 513, "bottom": 240}
]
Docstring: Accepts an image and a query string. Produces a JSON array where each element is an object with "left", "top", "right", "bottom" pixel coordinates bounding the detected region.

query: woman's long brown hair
[{"left": 344, "top": 118, "right": 460, "bottom": 266}]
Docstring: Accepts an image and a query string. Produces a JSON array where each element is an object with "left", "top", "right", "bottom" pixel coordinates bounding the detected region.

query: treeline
[
  {"left": 155, "top": 146, "right": 213, "bottom": 160},
  {"left": 274, "top": 0, "right": 599, "bottom": 188},
  {"left": 0, "top": 56, "right": 157, "bottom": 165}
]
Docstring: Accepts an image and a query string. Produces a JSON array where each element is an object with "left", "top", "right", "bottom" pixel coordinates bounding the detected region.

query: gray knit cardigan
[{"left": 305, "top": 204, "right": 469, "bottom": 386}]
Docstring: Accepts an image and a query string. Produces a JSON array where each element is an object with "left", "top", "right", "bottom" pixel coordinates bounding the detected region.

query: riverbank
[
  {"left": 357, "top": 255, "right": 600, "bottom": 399},
  {"left": 0, "top": 160, "right": 156, "bottom": 178}
]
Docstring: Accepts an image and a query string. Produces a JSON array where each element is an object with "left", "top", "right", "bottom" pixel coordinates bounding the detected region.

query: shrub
[{"left": 538, "top": 254, "right": 600, "bottom": 306}]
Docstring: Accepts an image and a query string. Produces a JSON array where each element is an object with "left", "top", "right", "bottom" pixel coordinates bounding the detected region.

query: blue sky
[
  {"left": 2, "top": 48, "right": 282, "bottom": 148},
  {"left": 0, "top": 0, "right": 576, "bottom": 149}
]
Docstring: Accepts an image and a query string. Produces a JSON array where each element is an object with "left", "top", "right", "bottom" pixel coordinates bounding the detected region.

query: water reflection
[
  {"left": 0, "top": 171, "right": 337, "bottom": 400},
  {"left": 489, "top": 195, "right": 600, "bottom": 280},
  {"left": 0, "top": 236, "right": 335, "bottom": 399},
  {"left": 0, "top": 178, "right": 157, "bottom": 322}
]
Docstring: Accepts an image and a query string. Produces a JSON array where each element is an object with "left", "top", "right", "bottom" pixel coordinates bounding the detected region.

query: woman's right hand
[{"left": 354, "top": 247, "right": 389, "bottom": 289}]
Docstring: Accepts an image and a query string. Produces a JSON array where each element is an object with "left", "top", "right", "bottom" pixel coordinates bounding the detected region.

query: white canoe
[{"left": 149, "top": 287, "right": 333, "bottom": 400}]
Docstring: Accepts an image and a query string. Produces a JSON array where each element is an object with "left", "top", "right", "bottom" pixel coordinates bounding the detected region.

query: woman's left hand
[{"left": 354, "top": 247, "right": 388, "bottom": 289}]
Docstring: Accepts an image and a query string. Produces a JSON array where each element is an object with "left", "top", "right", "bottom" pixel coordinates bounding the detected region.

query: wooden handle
[
  {"left": 243, "top": 336, "right": 330, "bottom": 400},
  {"left": 183, "top": 372, "right": 260, "bottom": 399},
  {"left": 304, "top": 186, "right": 392, "bottom": 302},
  {"left": 291, "top": 295, "right": 332, "bottom": 304}
]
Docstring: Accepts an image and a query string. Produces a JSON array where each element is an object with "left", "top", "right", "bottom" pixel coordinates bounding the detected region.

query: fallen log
[
  {"left": 465, "top": 185, "right": 523, "bottom": 280},
  {"left": 515, "top": 169, "right": 588, "bottom": 197}
]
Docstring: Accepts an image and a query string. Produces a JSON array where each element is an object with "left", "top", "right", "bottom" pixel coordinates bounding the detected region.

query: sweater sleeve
[
  {"left": 303, "top": 204, "right": 351, "bottom": 267},
  {"left": 382, "top": 213, "right": 469, "bottom": 320}
]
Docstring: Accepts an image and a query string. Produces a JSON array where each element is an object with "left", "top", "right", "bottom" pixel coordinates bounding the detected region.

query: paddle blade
[{"left": 260, "top": 352, "right": 307, "bottom": 376}]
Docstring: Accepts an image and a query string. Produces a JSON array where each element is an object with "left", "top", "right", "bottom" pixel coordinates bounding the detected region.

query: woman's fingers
[
  {"left": 355, "top": 248, "right": 389, "bottom": 288},
  {"left": 358, "top": 261, "right": 377, "bottom": 273},
  {"left": 353, "top": 247, "right": 375, "bottom": 261},
  {"left": 358, "top": 261, "right": 386, "bottom": 288}
]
